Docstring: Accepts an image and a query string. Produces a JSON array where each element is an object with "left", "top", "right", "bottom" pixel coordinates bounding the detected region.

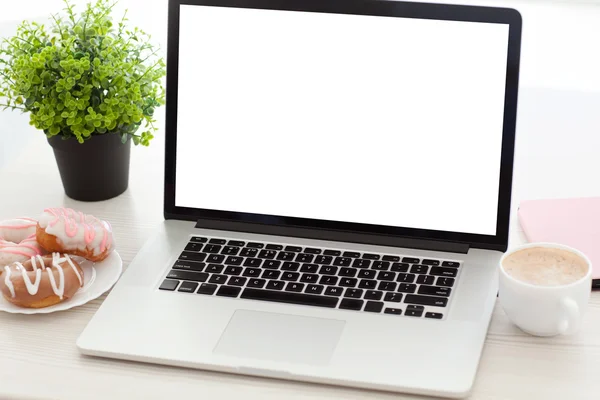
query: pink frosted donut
[{"left": 0, "top": 218, "right": 45, "bottom": 267}]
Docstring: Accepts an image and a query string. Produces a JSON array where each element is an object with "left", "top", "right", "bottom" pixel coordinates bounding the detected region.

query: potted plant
[{"left": 0, "top": 0, "right": 165, "bottom": 201}]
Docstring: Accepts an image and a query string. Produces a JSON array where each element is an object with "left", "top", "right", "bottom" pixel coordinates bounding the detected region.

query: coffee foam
[{"left": 502, "top": 247, "right": 588, "bottom": 287}]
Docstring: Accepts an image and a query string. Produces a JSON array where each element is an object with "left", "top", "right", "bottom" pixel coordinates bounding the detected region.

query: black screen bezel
[{"left": 164, "top": 0, "right": 522, "bottom": 251}]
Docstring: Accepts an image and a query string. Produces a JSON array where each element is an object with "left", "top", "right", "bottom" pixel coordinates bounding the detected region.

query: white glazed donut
[{"left": 0, "top": 218, "right": 45, "bottom": 266}]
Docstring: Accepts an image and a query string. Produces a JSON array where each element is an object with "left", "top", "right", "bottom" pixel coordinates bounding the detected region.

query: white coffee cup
[{"left": 498, "top": 242, "right": 592, "bottom": 337}]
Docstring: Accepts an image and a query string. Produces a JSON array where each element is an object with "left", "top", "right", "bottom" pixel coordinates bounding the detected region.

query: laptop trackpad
[{"left": 213, "top": 309, "right": 345, "bottom": 366}]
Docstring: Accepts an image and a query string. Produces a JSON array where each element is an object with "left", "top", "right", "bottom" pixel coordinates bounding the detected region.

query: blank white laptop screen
[{"left": 175, "top": 5, "right": 510, "bottom": 236}]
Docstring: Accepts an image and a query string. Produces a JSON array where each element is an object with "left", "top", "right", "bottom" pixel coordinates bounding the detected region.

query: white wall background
[{"left": 1, "top": 0, "right": 600, "bottom": 169}]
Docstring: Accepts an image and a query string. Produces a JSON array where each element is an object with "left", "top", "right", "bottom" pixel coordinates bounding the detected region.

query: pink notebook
[{"left": 518, "top": 197, "right": 600, "bottom": 285}]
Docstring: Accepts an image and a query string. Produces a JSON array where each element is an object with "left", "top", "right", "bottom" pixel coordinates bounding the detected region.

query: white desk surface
[{"left": 1, "top": 83, "right": 600, "bottom": 399}]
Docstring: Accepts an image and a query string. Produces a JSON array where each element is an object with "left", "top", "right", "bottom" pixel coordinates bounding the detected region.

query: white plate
[{"left": 0, "top": 251, "right": 123, "bottom": 314}]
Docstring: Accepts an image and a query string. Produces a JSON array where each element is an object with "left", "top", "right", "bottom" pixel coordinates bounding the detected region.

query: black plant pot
[{"left": 48, "top": 133, "right": 131, "bottom": 202}]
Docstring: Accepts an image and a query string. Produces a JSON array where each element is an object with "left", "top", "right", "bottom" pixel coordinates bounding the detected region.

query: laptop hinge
[{"left": 194, "top": 218, "right": 470, "bottom": 254}]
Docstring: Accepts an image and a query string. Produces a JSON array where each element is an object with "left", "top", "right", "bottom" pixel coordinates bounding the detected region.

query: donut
[
  {"left": 36, "top": 208, "right": 114, "bottom": 262},
  {"left": 0, "top": 218, "right": 45, "bottom": 266},
  {"left": 0, "top": 253, "right": 84, "bottom": 308}
]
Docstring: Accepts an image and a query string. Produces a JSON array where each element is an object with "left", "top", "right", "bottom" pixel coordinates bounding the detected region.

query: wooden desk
[{"left": 1, "top": 85, "right": 599, "bottom": 399}]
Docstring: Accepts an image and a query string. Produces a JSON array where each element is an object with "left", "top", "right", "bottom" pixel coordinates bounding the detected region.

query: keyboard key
[
  {"left": 384, "top": 292, "right": 403, "bottom": 302},
  {"left": 228, "top": 276, "right": 247, "bottom": 286},
  {"left": 436, "top": 277, "right": 455, "bottom": 287},
  {"left": 295, "top": 253, "right": 314, "bottom": 263},
  {"left": 407, "top": 305, "right": 424, "bottom": 311},
  {"left": 364, "top": 290, "right": 383, "bottom": 300},
  {"left": 243, "top": 258, "right": 262, "bottom": 267},
  {"left": 430, "top": 267, "right": 458, "bottom": 277},
  {"left": 190, "top": 236, "right": 208, "bottom": 243},
  {"left": 358, "top": 269, "right": 376, "bottom": 279},
  {"left": 227, "top": 240, "right": 245, "bottom": 247},
  {"left": 377, "top": 271, "right": 395, "bottom": 281},
  {"left": 333, "top": 257, "right": 352, "bottom": 266},
  {"left": 258, "top": 250, "right": 277, "bottom": 259},
  {"left": 402, "top": 257, "right": 420, "bottom": 264},
  {"left": 410, "top": 264, "right": 429, "bottom": 274},
  {"left": 167, "top": 270, "right": 208, "bottom": 282},
  {"left": 339, "top": 298, "right": 363, "bottom": 310},
  {"left": 320, "top": 276, "right": 338, "bottom": 285},
  {"left": 286, "top": 282, "right": 304, "bottom": 292},
  {"left": 300, "top": 263, "right": 319, "bottom": 273},
  {"left": 339, "top": 267, "right": 357, "bottom": 277},
  {"left": 159, "top": 279, "right": 179, "bottom": 291},
  {"left": 281, "top": 262, "right": 300, "bottom": 271},
  {"left": 225, "top": 256, "right": 243, "bottom": 265},
  {"left": 172, "top": 261, "right": 205, "bottom": 272},
  {"left": 240, "top": 248, "right": 259, "bottom": 257},
  {"left": 207, "top": 254, "right": 225, "bottom": 264},
  {"left": 405, "top": 294, "right": 448, "bottom": 307},
  {"left": 359, "top": 279, "right": 377, "bottom": 289},
  {"left": 418, "top": 285, "right": 452, "bottom": 297},
  {"left": 247, "top": 278, "right": 266, "bottom": 288},
  {"left": 422, "top": 259, "right": 440, "bottom": 266},
  {"left": 314, "top": 255, "right": 333, "bottom": 265},
  {"left": 221, "top": 246, "right": 239, "bottom": 255},
  {"left": 397, "top": 283, "right": 417, "bottom": 293},
  {"left": 378, "top": 281, "right": 397, "bottom": 291},
  {"left": 217, "top": 285, "right": 241, "bottom": 297},
  {"left": 304, "top": 248, "right": 321, "bottom": 254},
  {"left": 397, "top": 273, "right": 416, "bottom": 283},
  {"left": 203, "top": 244, "right": 222, "bottom": 254},
  {"left": 262, "top": 270, "right": 281, "bottom": 279},
  {"left": 184, "top": 242, "right": 203, "bottom": 252},
  {"left": 206, "top": 264, "right": 224, "bottom": 274},
  {"left": 306, "top": 284, "right": 324, "bottom": 294},
  {"left": 284, "top": 246, "right": 303, "bottom": 252},
  {"left": 323, "top": 249, "right": 341, "bottom": 256},
  {"left": 384, "top": 308, "right": 402, "bottom": 315},
  {"left": 209, "top": 274, "right": 228, "bottom": 284},
  {"left": 442, "top": 261, "right": 460, "bottom": 268},
  {"left": 282, "top": 272, "right": 300, "bottom": 281},
  {"left": 382, "top": 255, "right": 400, "bottom": 262},
  {"left": 405, "top": 309, "right": 423, "bottom": 317},
  {"left": 224, "top": 266, "right": 243, "bottom": 275},
  {"left": 417, "top": 275, "right": 435, "bottom": 285},
  {"left": 352, "top": 259, "right": 371, "bottom": 268},
  {"left": 266, "top": 244, "right": 284, "bottom": 250},
  {"left": 178, "top": 251, "right": 207, "bottom": 262},
  {"left": 243, "top": 268, "right": 261, "bottom": 277},
  {"left": 246, "top": 242, "right": 264, "bottom": 248},
  {"left": 425, "top": 312, "right": 444, "bottom": 319},
  {"left": 391, "top": 262, "right": 409, "bottom": 272},
  {"left": 343, "top": 251, "right": 360, "bottom": 258},
  {"left": 344, "top": 288, "right": 363, "bottom": 298},
  {"left": 325, "top": 286, "right": 343, "bottom": 296},
  {"left": 277, "top": 252, "right": 296, "bottom": 261},
  {"left": 339, "top": 278, "right": 358, "bottom": 287},
  {"left": 209, "top": 238, "right": 226, "bottom": 245},
  {"left": 300, "top": 273, "right": 319, "bottom": 283},
  {"left": 197, "top": 283, "right": 217, "bottom": 295},
  {"left": 364, "top": 301, "right": 384, "bottom": 313},
  {"left": 371, "top": 261, "right": 390, "bottom": 271},
  {"left": 320, "top": 266, "right": 338, "bottom": 275},
  {"left": 362, "top": 253, "right": 380, "bottom": 260},
  {"left": 262, "top": 260, "right": 281, "bottom": 269},
  {"left": 266, "top": 280, "right": 285, "bottom": 290},
  {"left": 241, "top": 288, "right": 338, "bottom": 308}
]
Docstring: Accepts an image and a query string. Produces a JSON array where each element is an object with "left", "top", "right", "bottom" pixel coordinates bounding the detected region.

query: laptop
[{"left": 77, "top": 0, "right": 522, "bottom": 397}]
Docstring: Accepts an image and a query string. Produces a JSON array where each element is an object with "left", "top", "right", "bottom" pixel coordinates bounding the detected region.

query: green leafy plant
[{"left": 0, "top": 0, "right": 165, "bottom": 145}]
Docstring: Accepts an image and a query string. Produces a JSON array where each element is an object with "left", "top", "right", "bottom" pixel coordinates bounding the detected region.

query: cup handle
[{"left": 557, "top": 298, "right": 580, "bottom": 335}]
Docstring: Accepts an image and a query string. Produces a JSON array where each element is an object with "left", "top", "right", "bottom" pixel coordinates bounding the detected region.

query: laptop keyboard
[{"left": 159, "top": 237, "right": 462, "bottom": 320}]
